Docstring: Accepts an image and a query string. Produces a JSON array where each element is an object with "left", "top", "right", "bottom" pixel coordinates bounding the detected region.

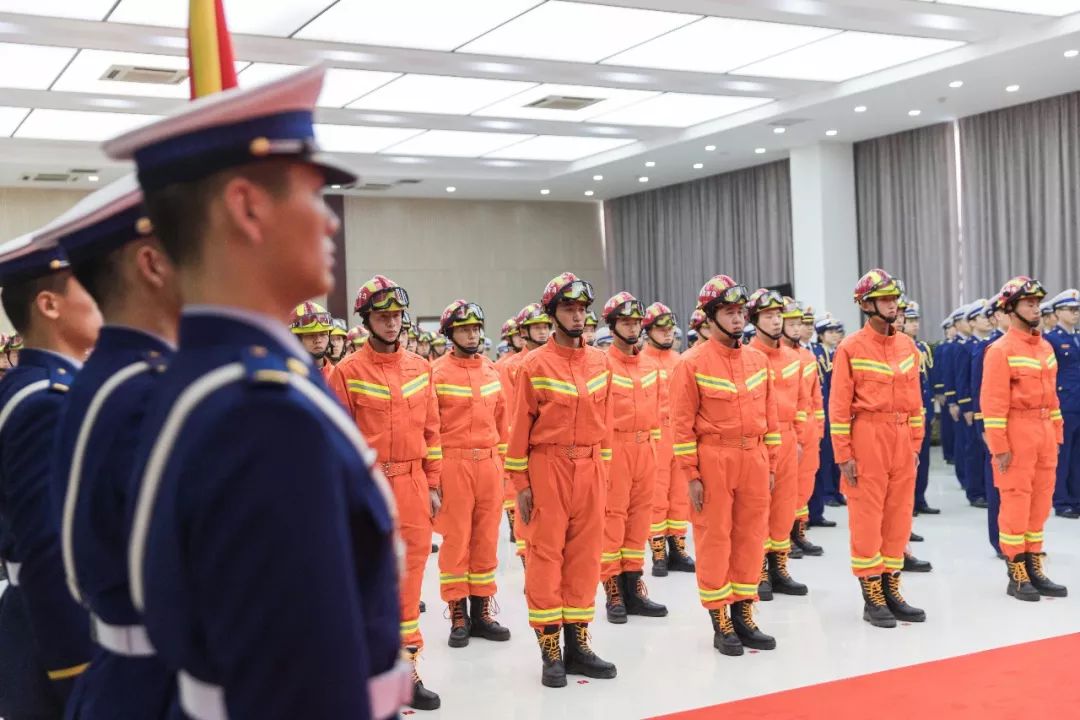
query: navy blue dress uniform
[
  {"left": 942, "top": 307, "right": 972, "bottom": 494},
  {"left": 933, "top": 317, "right": 954, "bottom": 463},
  {"left": 46, "top": 177, "right": 178, "bottom": 718},
  {"left": 0, "top": 235, "right": 93, "bottom": 717},
  {"left": 1046, "top": 289, "right": 1080, "bottom": 516},
  {"left": 811, "top": 315, "right": 843, "bottom": 508},
  {"left": 105, "top": 66, "right": 411, "bottom": 719},
  {"left": 969, "top": 303, "right": 1004, "bottom": 553},
  {"left": 956, "top": 301, "right": 990, "bottom": 507},
  {"left": 906, "top": 303, "right": 937, "bottom": 514}
]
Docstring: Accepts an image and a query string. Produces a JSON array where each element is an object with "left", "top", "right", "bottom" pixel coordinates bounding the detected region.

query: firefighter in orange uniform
[
  {"left": 830, "top": 269, "right": 926, "bottom": 629},
  {"left": 328, "top": 275, "right": 443, "bottom": 711},
  {"left": 792, "top": 301, "right": 827, "bottom": 556},
  {"left": 670, "top": 275, "right": 781, "bottom": 657},
  {"left": 746, "top": 291, "right": 811, "bottom": 599},
  {"left": 430, "top": 300, "right": 514, "bottom": 646},
  {"left": 641, "top": 302, "right": 695, "bottom": 576},
  {"left": 505, "top": 272, "right": 617, "bottom": 688},
  {"left": 980, "top": 276, "right": 1068, "bottom": 601},
  {"left": 599, "top": 292, "right": 668, "bottom": 623},
  {"left": 498, "top": 317, "right": 524, "bottom": 362},
  {"left": 289, "top": 301, "right": 335, "bottom": 379}
]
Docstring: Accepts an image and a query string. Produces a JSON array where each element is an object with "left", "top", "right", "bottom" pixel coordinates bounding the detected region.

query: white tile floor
[{"left": 416, "top": 456, "right": 1080, "bottom": 719}]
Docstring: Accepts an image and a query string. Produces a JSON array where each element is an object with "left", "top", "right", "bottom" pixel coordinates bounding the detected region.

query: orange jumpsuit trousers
[
  {"left": 829, "top": 326, "right": 925, "bottom": 577},
  {"left": 980, "top": 326, "right": 1063, "bottom": 559},
  {"left": 505, "top": 339, "right": 614, "bottom": 629},
  {"left": 796, "top": 347, "right": 824, "bottom": 522},
  {"left": 669, "top": 340, "right": 780, "bottom": 608},
  {"left": 498, "top": 348, "right": 530, "bottom": 558},
  {"left": 330, "top": 342, "right": 441, "bottom": 649},
  {"left": 642, "top": 344, "right": 689, "bottom": 539}
]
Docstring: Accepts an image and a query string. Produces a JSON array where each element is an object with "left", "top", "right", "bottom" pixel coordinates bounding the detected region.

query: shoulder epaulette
[{"left": 242, "top": 345, "right": 307, "bottom": 386}]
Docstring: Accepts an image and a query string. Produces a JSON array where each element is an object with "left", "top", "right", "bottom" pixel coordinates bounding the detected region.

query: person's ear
[
  {"left": 219, "top": 176, "right": 273, "bottom": 247},
  {"left": 34, "top": 289, "right": 62, "bottom": 321}
]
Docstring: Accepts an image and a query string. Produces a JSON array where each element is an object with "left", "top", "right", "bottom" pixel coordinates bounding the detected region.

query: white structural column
[{"left": 789, "top": 142, "right": 862, "bottom": 332}]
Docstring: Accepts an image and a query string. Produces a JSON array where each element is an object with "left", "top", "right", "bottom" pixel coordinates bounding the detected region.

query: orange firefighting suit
[
  {"left": 430, "top": 352, "right": 509, "bottom": 600},
  {"left": 330, "top": 343, "right": 441, "bottom": 648},
  {"left": 641, "top": 344, "right": 689, "bottom": 539},
  {"left": 980, "top": 327, "right": 1064, "bottom": 559},
  {"left": 750, "top": 336, "right": 810, "bottom": 553},
  {"left": 796, "top": 346, "right": 824, "bottom": 522},
  {"left": 669, "top": 340, "right": 779, "bottom": 609},
  {"left": 497, "top": 348, "right": 530, "bottom": 557},
  {"left": 505, "top": 339, "right": 614, "bottom": 629},
  {"left": 829, "top": 326, "right": 925, "bottom": 577},
  {"left": 602, "top": 346, "right": 664, "bottom": 579}
]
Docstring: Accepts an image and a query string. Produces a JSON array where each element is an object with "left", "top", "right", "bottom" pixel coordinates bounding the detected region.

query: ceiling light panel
[
  {"left": 381, "top": 130, "right": 533, "bottom": 157},
  {"left": 15, "top": 109, "right": 161, "bottom": 142},
  {"left": 348, "top": 74, "right": 536, "bottom": 115},
  {"left": 458, "top": 1, "right": 699, "bottom": 63},
  {"left": 0, "top": 106, "right": 29, "bottom": 137},
  {"left": 917, "top": 0, "right": 1080, "bottom": 16},
  {"left": 295, "top": 0, "right": 543, "bottom": 50},
  {"left": 107, "top": 0, "right": 336, "bottom": 37},
  {"left": 733, "top": 32, "right": 964, "bottom": 82},
  {"left": 0, "top": 0, "right": 114, "bottom": 20},
  {"left": 52, "top": 50, "right": 247, "bottom": 99},
  {"left": 589, "top": 93, "right": 772, "bottom": 128},
  {"left": 604, "top": 17, "right": 840, "bottom": 74},
  {"left": 0, "top": 43, "right": 76, "bottom": 90},
  {"left": 485, "top": 135, "right": 636, "bottom": 161},
  {"left": 314, "top": 124, "right": 425, "bottom": 154},
  {"left": 474, "top": 83, "right": 658, "bottom": 122}
]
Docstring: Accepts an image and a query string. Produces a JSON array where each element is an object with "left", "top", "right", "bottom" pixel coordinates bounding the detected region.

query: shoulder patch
[
  {"left": 48, "top": 365, "right": 73, "bottom": 393},
  {"left": 142, "top": 349, "right": 171, "bottom": 374},
  {"left": 242, "top": 345, "right": 292, "bottom": 386}
]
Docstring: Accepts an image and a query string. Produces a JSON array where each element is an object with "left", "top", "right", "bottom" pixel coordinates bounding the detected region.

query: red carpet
[{"left": 651, "top": 633, "right": 1079, "bottom": 720}]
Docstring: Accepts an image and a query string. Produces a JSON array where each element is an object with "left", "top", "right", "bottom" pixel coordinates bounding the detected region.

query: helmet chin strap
[
  {"left": 709, "top": 307, "right": 742, "bottom": 345},
  {"left": 781, "top": 327, "right": 800, "bottom": 345},
  {"left": 752, "top": 317, "right": 782, "bottom": 342},
  {"left": 363, "top": 316, "right": 400, "bottom": 350},
  {"left": 1014, "top": 305, "right": 1041, "bottom": 329},
  {"left": 647, "top": 329, "right": 673, "bottom": 351},
  {"left": 611, "top": 324, "right": 639, "bottom": 348}
]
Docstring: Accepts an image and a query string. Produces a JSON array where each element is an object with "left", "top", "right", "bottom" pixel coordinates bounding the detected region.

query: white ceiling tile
[
  {"left": 237, "top": 63, "right": 399, "bottom": 107},
  {"left": 15, "top": 109, "right": 161, "bottom": 142},
  {"left": 918, "top": 0, "right": 1080, "bottom": 16},
  {"left": 380, "top": 130, "right": 534, "bottom": 157},
  {"left": 0, "top": 43, "right": 76, "bottom": 90},
  {"left": 295, "top": 0, "right": 543, "bottom": 51},
  {"left": 348, "top": 74, "right": 536, "bottom": 115},
  {"left": 588, "top": 93, "right": 772, "bottom": 128},
  {"left": 107, "top": 0, "right": 336, "bottom": 37},
  {"left": 603, "top": 17, "right": 842, "bottom": 74},
  {"left": 732, "top": 32, "right": 965, "bottom": 82},
  {"left": 52, "top": 50, "right": 247, "bottom": 99},
  {"left": 474, "top": 83, "right": 658, "bottom": 122},
  {"left": 0, "top": 0, "right": 114, "bottom": 20},
  {"left": 485, "top": 135, "right": 636, "bottom": 161},
  {"left": 458, "top": 0, "right": 700, "bottom": 63},
  {"left": 315, "top": 124, "right": 425, "bottom": 154},
  {"left": 0, "top": 106, "right": 29, "bottom": 137}
]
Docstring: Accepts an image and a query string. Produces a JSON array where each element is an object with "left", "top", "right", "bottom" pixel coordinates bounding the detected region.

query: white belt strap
[
  {"left": 92, "top": 615, "right": 155, "bottom": 657},
  {"left": 179, "top": 661, "right": 413, "bottom": 720},
  {"left": 5, "top": 561, "right": 20, "bottom": 587}
]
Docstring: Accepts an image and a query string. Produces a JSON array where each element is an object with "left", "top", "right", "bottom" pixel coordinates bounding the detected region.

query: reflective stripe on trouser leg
[
  {"left": 650, "top": 429, "right": 674, "bottom": 540},
  {"left": 796, "top": 424, "right": 820, "bottom": 516},
  {"left": 993, "top": 418, "right": 1057, "bottom": 560},
  {"left": 845, "top": 421, "right": 910, "bottom": 577},
  {"left": 623, "top": 440, "right": 656, "bottom": 573},
  {"left": 437, "top": 456, "right": 475, "bottom": 602},
  {"left": 468, "top": 455, "right": 502, "bottom": 597},
  {"left": 767, "top": 429, "right": 799, "bottom": 549},
  {"left": 601, "top": 438, "right": 635, "bottom": 581},
  {"left": 1026, "top": 422, "right": 1058, "bottom": 554},
  {"left": 393, "top": 467, "right": 432, "bottom": 648}
]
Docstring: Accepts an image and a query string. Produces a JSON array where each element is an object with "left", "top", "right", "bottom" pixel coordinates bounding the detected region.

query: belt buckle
[
  {"left": 1041, "top": 408, "right": 1050, "bottom": 419},
  {"left": 739, "top": 437, "right": 748, "bottom": 449},
  {"left": 896, "top": 413, "right": 905, "bottom": 425},
  {"left": 636, "top": 430, "right": 647, "bottom": 444},
  {"left": 380, "top": 461, "right": 392, "bottom": 475},
  {"left": 566, "top": 444, "right": 577, "bottom": 458},
  {"left": 471, "top": 448, "right": 482, "bottom": 460}
]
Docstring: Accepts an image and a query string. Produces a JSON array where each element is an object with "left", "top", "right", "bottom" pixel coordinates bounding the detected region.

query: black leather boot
[
  {"left": 447, "top": 598, "right": 470, "bottom": 648},
  {"left": 758, "top": 556, "right": 774, "bottom": 602},
  {"left": 603, "top": 575, "right": 627, "bottom": 624},
  {"left": 563, "top": 623, "right": 617, "bottom": 679},
  {"left": 788, "top": 541, "right": 805, "bottom": 559},
  {"left": 859, "top": 576, "right": 897, "bottom": 628},
  {"left": 650, "top": 536, "right": 668, "bottom": 577},
  {"left": 667, "top": 535, "right": 696, "bottom": 572},
  {"left": 709, "top": 607, "right": 743, "bottom": 657},
  {"left": 470, "top": 595, "right": 511, "bottom": 641},
  {"left": 791, "top": 519, "right": 823, "bottom": 556},
  {"left": 419, "top": 600, "right": 426, "bottom": 613},
  {"left": 730, "top": 600, "right": 776, "bottom": 650},
  {"left": 404, "top": 646, "right": 441, "bottom": 710},
  {"left": 534, "top": 626, "right": 567, "bottom": 688},
  {"left": 768, "top": 551, "right": 809, "bottom": 596},
  {"left": 622, "top": 571, "right": 668, "bottom": 617},
  {"left": 1006, "top": 554, "right": 1041, "bottom": 601},
  {"left": 1026, "top": 552, "right": 1068, "bottom": 597},
  {"left": 903, "top": 553, "right": 932, "bottom": 573},
  {"left": 882, "top": 572, "right": 926, "bottom": 622},
  {"left": 506, "top": 507, "right": 516, "bottom": 543}
]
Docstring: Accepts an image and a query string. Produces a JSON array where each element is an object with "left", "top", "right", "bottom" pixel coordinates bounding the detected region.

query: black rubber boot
[
  {"left": 709, "top": 607, "right": 744, "bottom": 657},
  {"left": 915, "top": 505, "right": 941, "bottom": 515},
  {"left": 650, "top": 536, "right": 669, "bottom": 577},
  {"left": 622, "top": 571, "right": 668, "bottom": 617},
  {"left": 882, "top": 572, "right": 926, "bottom": 622},
  {"left": 903, "top": 553, "right": 932, "bottom": 573},
  {"left": 447, "top": 598, "right": 470, "bottom": 648},
  {"left": 859, "top": 576, "right": 897, "bottom": 628},
  {"left": 1026, "top": 553, "right": 1068, "bottom": 597},
  {"left": 470, "top": 595, "right": 511, "bottom": 641},
  {"left": 534, "top": 626, "right": 567, "bottom": 688},
  {"left": 603, "top": 576, "right": 627, "bottom": 624},
  {"left": 419, "top": 600, "right": 426, "bottom": 614},
  {"left": 730, "top": 600, "right": 776, "bottom": 650},
  {"left": 790, "top": 520, "right": 823, "bottom": 557},
  {"left": 431, "top": 543, "right": 439, "bottom": 554},
  {"left": 1006, "top": 554, "right": 1041, "bottom": 602},
  {"left": 758, "top": 556, "right": 774, "bottom": 602},
  {"left": 405, "top": 646, "right": 441, "bottom": 710},
  {"left": 563, "top": 623, "right": 617, "bottom": 679},
  {"left": 909, "top": 532, "right": 924, "bottom": 543},
  {"left": 768, "top": 551, "right": 809, "bottom": 596},
  {"left": 506, "top": 508, "right": 516, "bottom": 544},
  {"left": 788, "top": 541, "right": 805, "bottom": 559},
  {"left": 667, "top": 535, "right": 696, "bottom": 572}
]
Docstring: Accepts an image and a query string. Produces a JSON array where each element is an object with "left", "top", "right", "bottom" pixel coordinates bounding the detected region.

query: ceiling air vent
[
  {"left": 395, "top": 179, "right": 422, "bottom": 185},
  {"left": 525, "top": 95, "right": 602, "bottom": 112},
  {"left": 356, "top": 183, "right": 394, "bottom": 192},
  {"left": 101, "top": 64, "right": 188, "bottom": 86},
  {"left": 21, "top": 172, "right": 79, "bottom": 183}
]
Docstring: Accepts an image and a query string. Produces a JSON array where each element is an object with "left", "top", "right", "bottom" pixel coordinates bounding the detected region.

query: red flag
[{"left": 187, "top": 0, "right": 238, "bottom": 99}]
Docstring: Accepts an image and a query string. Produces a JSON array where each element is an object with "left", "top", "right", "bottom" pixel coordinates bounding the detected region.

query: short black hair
[
  {"left": 1, "top": 271, "right": 71, "bottom": 335},
  {"left": 70, "top": 244, "right": 125, "bottom": 311}
]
